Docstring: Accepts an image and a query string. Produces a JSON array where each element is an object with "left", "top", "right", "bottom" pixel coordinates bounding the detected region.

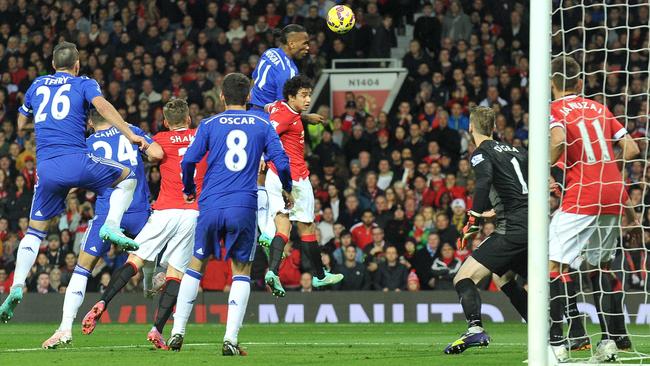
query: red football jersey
[
  {"left": 550, "top": 95, "right": 629, "bottom": 215},
  {"left": 267, "top": 101, "right": 309, "bottom": 180},
  {"left": 152, "top": 129, "right": 207, "bottom": 210}
]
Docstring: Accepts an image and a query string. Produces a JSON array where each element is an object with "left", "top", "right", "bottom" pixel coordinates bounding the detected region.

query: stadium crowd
[{"left": 0, "top": 0, "right": 647, "bottom": 295}]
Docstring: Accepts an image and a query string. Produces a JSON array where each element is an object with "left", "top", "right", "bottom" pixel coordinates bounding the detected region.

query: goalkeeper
[{"left": 443, "top": 106, "right": 529, "bottom": 355}]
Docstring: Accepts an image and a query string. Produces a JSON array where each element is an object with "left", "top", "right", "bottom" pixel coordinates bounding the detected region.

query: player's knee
[
  {"left": 28, "top": 219, "right": 49, "bottom": 232},
  {"left": 126, "top": 255, "right": 144, "bottom": 269},
  {"left": 77, "top": 252, "right": 99, "bottom": 269},
  {"left": 298, "top": 222, "right": 315, "bottom": 235},
  {"left": 189, "top": 256, "right": 204, "bottom": 272},
  {"left": 548, "top": 260, "right": 561, "bottom": 273},
  {"left": 166, "top": 266, "right": 183, "bottom": 280},
  {"left": 114, "top": 172, "right": 136, "bottom": 189},
  {"left": 274, "top": 214, "right": 291, "bottom": 234},
  {"left": 231, "top": 261, "right": 252, "bottom": 276}
]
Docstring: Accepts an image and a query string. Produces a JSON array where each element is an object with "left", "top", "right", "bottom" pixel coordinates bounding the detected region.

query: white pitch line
[{"left": 1, "top": 341, "right": 528, "bottom": 353}]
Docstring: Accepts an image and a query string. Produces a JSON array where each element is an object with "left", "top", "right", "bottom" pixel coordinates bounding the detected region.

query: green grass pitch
[{"left": 1, "top": 323, "right": 649, "bottom": 365}]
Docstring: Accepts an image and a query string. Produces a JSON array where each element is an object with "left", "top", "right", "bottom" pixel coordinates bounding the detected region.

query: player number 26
[{"left": 34, "top": 84, "right": 71, "bottom": 123}]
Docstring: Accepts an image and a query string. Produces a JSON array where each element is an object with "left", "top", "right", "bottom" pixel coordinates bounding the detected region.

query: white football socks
[
  {"left": 256, "top": 186, "right": 272, "bottom": 237},
  {"left": 171, "top": 269, "right": 202, "bottom": 336},
  {"left": 142, "top": 261, "right": 155, "bottom": 293},
  {"left": 11, "top": 229, "right": 46, "bottom": 288},
  {"left": 105, "top": 178, "right": 136, "bottom": 227},
  {"left": 223, "top": 276, "right": 251, "bottom": 344},
  {"left": 59, "top": 267, "right": 90, "bottom": 331}
]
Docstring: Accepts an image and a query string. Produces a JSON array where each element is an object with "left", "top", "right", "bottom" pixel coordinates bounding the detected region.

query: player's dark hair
[
  {"left": 273, "top": 24, "right": 307, "bottom": 45},
  {"left": 551, "top": 56, "right": 581, "bottom": 92},
  {"left": 221, "top": 73, "right": 251, "bottom": 106},
  {"left": 53, "top": 41, "right": 79, "bottom": 70},
  {"left": 469, "top": 106, "right": 495, "bottom": 137},
  {"left": 163, "top": 98, "right": 189, "bottom": 127},
  {"left": 283, "top": 75, "right": 313, "bottom": 100},
  {"left": 88, "top": 109, "right": 107, "bottom": 126}
]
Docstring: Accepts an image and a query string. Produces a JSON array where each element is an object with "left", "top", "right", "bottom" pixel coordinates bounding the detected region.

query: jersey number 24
[{"left": 92, "top": 136, "right": 139, "bottom": 166}]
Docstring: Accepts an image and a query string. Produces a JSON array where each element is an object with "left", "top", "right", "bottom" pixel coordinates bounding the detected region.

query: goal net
[{"left": 550, "top": 0, "right": 649, "bottom": 364}]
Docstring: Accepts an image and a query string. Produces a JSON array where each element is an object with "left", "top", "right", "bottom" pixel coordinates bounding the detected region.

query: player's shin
[
  {"left": 500, "top": 280, "right": 528, "bottom": 322},
  {"left": 269, "top": 233, "right": 288, "bottom": 274},
  {"left": 60, "top": 266, "right": 91, "bottom": 331},
  {"left": 11, "top": 227, "right": 47, "bottom": 288},
  {"left": 590, "top": 270, "right": 626, "bottom": 340},
  {"left": 224, "top": 275, "right": 251, "bottom": 345},
  {"left": 105, "top": 177, "right": 136, "bottom": 228},
  {"left": 564, "top": 273, "right": 588, "bottom": 340},
  {"left": 549, "top": 271, "right": 568, "bottom": 345},
  {"left": 606, "top": 273, "right": 628, "bottom": 338},
  {"left": 301, "top": 233, "right": 325, "bottom": 280},
  {"left": 171, "top": 268, "right": 202, "bottom": 336},
  {"left": 154, "top": 277, "right": 181, "bottom": 333},
  {"left": 256, "top": 186, "right": 271, "bottom": 241},
  {"left": 455, "top": 278, "right": 483, "bottom": 328},
  {"left": 100, "top": 261, "right": 138, "bottom": 305}
]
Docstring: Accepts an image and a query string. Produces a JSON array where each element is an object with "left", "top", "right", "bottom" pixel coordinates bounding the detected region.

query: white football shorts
[
  {"left": 132, "top": 209, "right": 199, "bottom": 273},
  {"left": 264, "top": 169, "right": 315, "bottom": 235}
]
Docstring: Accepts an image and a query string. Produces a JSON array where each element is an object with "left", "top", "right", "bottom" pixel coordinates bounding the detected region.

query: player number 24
[
  {"left": 34, "top": 84, "right": 71, "bottom": 123},
  {"left": 92, "top": 136, "right": 139, "bottom": 166}
]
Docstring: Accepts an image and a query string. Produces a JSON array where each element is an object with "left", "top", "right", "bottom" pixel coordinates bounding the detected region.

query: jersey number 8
[
  {"left": 225, "top": 130, "right": 248, "bottom": 172},
  {"left": 34, "top": 84, "right": 71, "bottom": 123}
]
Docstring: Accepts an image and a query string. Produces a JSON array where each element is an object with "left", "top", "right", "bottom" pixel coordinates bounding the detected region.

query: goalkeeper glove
[{"left": 457, "top": 210, "right": 482, "bottom": 250}]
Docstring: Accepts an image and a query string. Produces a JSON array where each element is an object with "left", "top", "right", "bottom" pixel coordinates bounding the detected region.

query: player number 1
[{"left": 510, "top": 157, "right": 528, "bottom": 194}]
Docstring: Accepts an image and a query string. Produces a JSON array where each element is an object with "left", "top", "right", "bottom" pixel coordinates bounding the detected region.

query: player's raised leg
[
  {"left": 98, "top": 168, "right": 138, "bottom": 250},
  {"left": 444, "top": 256, "right": 492, "bottom": 354}
]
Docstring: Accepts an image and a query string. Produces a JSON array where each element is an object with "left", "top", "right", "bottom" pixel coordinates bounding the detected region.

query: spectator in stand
[
  {"left": 338, "top": 194, "right": 362, "bottom": 230},
  {"left": 413, "top": 233, "right": 440, "bottom": 290},
  {"left": 335, "top": 245, "right": 371, "bottom": 290},
  {"left": 408, "top": 214, "right": 431, "bottom": 250},
  {"left": 450, "top": 199, "right": 468, "bottom": 233},
  {"left": 351, "top": 210, "right": 377, "bottom": 250},
  {"left": 318, "top": 207, "right": 336, "bottom": 245},
  {"left": 435, "top": 212, "right": 459, "bottom": 246},
  {"left": 33, "top": 272, "right": 56, "bottom": 294},
  {"left": 376, "top": 246, "right": 409, "bottom": 291},
  {"left": 332, "top": 230, "right": 362, "bottom": 264},
  {"left": 430, "top": 242, "right": 462, "bottom": 290},
  {"left": 45, "top": 234, "right": 66, "bottom": 268},
  {"left": 413, "top": 3, "right": 441, "bottom": 54},
  {"left": 300, "top": 272, "right": 313, "bottom": 292}
]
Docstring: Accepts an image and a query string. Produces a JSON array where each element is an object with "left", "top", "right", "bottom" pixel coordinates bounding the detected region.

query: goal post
[{"left": 528, "top": 0, "right": 552, "bottom": 365}]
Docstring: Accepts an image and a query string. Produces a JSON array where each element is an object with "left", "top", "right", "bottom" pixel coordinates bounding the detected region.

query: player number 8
[{"left": 225, "top": 130, "right": 248, "bottom": 172}]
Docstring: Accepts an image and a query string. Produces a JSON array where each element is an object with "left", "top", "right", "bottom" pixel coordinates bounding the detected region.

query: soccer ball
[{"left": 327, "top": 5, "right": 355, "bottom": 34}]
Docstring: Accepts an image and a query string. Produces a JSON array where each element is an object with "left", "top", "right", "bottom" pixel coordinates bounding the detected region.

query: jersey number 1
[{"left": 510, "top": 157, "right": 528, "bottom": 194}]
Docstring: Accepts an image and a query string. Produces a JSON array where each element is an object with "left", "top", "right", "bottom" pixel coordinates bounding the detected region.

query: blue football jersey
[
  {"left": 250, "top": 48, "right": 298, "bottom": 107},
  {"left": 86, "top": 125, "right": 153, "bottom": 214},
  {"left": 181, "top": 110, "right": 292, "bottom": 210},
  {"left": 19, "top": 71, "right": 103, "bottom": 160}
]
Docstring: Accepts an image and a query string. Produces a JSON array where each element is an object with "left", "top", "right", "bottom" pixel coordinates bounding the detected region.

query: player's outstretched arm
[
  {"left": 144, "top": 141, "right": 164, "bottom": 162},
  {"left": 263, "top": 123, "right": 292, "bottom": 193},
  {"left": 92, "top": 96, "right": 149, "bottom": 150}
]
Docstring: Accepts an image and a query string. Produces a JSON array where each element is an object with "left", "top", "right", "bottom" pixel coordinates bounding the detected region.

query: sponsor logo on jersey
[
  {"left": 266, "top": 50, "right": 282, "bottom": 66},
  {"left": 471, "top": 154, "right": 484, "bottom": 166}
]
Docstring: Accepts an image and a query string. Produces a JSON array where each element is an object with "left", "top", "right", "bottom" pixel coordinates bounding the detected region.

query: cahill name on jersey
[
  {"left": 86, "top": 125, "right": 152, "bottom": 214},
  {"left": 153, "top": 128, "right": 206, "bottom": 211},
  {"left": 550, "top": 95, "right": 628, "bottom": 215},
  {"left": 19, "top": 72, "right": 103, "bottom": 160},
  {"left": 267, "top": 101, "right": 309, "bottom": 181}
]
